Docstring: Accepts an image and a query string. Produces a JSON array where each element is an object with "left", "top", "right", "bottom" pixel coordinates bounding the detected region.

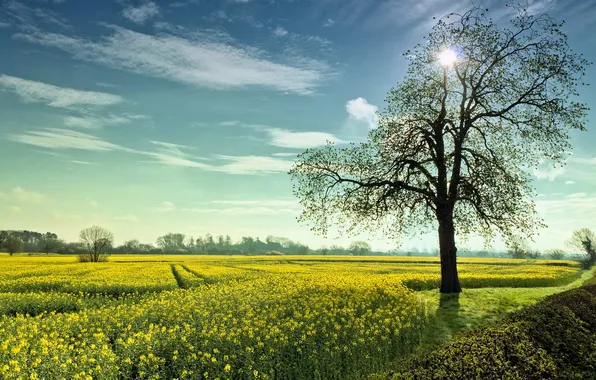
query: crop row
[{"left": 0, "top": 274, "right": 428, "bottom": 380}]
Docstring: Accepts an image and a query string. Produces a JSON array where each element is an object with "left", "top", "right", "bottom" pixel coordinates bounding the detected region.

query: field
[{"left": 0, "top": 255, "right": 584, "bottom": 379}]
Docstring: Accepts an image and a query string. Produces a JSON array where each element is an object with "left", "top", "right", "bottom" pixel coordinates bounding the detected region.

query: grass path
[
  {"left": 383, "top": 266, "right": 595, "bottom": 368},
  {"left": 418, "top": 266, "right": 595, "bottom": 340}
]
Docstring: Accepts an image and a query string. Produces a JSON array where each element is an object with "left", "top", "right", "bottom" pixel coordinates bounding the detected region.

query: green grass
[
  {"left": 374, "top": 266, "right": 596, "bottom": 377},
  {"left": 419, "top": 266, "right": 595, "bottom": 340}
]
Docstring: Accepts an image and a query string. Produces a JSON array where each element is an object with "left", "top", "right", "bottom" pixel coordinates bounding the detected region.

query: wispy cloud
[
  {"left": 214, "top": 155, "right": 294, "bottom": 175},
  {"left": 63, "top": 113, "right": 148, "bottom": 129},
  {"left": 114, "top": 214, "right": 140, "bottom": 223},
  {"left": 2, "top": 0, "right": 71, "bottom": 30},
  {"left": 533, "top": 159, "right": 566, "bottom": 181},
  {"left": 346, "top": 97, "right": 378, "bottom": 129},
  {"left": 7, "top": 206, "right": 22, "bottom": 213},
  {"left": 12, "top": 186, "right": 45, "bottom": 203},
  {"left": 182, "top": 207, "right": 299, "bottom": 216},
  {"left": 54, "top": 212, "right": 82, "bottom": 221},
  {"left": 8, "top": 128, "right": 126, "bottom": 151},
  {"left": 272, "top": 26, "right": 289, "bottom": 37},
  {"left": 16, "top": 25, "right": 329, "bottom": 94},
  {"left": 122, "top": 1, "right": 160, "bottom": 24},
  {"left": 272, "top": 152, "right": 298, "bottom": 157},
  {"left": 68, "top": 160, "right": 95, "bottom": 165},
  {"left": 0, "top": 75, "right": 123, "bottom": 111},
  {"left": 208, "top": 200, "right": 299, "bottom": 207},
  {"left": 10, "top": 129, "right": 295, "bottom": 175},
  {"left": 264, "top": 127, "right": 344, "bottom": 149},
  {"left": 152, "top": 201, "right": 175, "bottom": 212}
]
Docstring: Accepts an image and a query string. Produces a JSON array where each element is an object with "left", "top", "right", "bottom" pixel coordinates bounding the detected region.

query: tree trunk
[{"left": 438, "top": 217, "right": 461, "bottom": 294}]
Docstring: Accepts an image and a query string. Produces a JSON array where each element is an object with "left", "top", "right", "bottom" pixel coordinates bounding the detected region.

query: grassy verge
[
  {"left": 372, "top": 266, "right": 596, "bottom": 378},
  {"left": 378, "top": 282, "right": 596, "bottom": 379}
]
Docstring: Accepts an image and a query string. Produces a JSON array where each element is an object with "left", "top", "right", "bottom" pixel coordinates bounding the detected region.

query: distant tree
[
  {"left": 5, "top": 235, "right": 24, "bottom": 256},
  {"left": 0, "top": 231, "right": 8, "bottom": 251},
  {"left": 506, "top": 237, "right": 529, "bottom": 259},
  {"left": 217, "top": 235, "right": 225, "bottom": 248},
  {"left": 476, "top": 249, "right": 490, "bottom": 257},
  {"left": 349, "top": 241, "right": 372, "bottom": 256},
  {"left": 527, "top": 250, "right": 541, "bottom": 260},
  {"left": 548, "top": 249, "right": 566, "bottom": 260},
  {"left": 156, "top": 233, "right": 186, "bottom": 252},
  {"left": 79, "top": 225, "right": 114, "bottom": 262},
  {"left": 290, "top": 5, "right": 590, "bottom": 293},
  {"left": 567, "top": 228, "right": 596, "bottom": 268},
  {"left": 37, "top": 232, "right": 59, "bottom": 254},
  {"left": 119, "top": 239, "right": 140, "bottom": 253}
]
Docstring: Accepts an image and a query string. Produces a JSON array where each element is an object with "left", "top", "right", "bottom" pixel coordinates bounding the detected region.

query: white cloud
[
  {"left": 0, "top": 75, "right": 123, "bottom": 111},
  {"left": 264, "top": 127, "right": 344, "bottom": 149},
  {"left": 214, "top": 155, "right": 294, "bottom": 175},
  {"left": 208, "top": 200, "right": 299, "bottom": 207},
  {"left": 153, "top": 201, "right": 175, "bottom": 212},
  {"left": 63, "top": 114, "right": 147, "bottom": 129},
  {"left": 272, "top": 26, "right": 288, "bottom": 37},
  {"left": 17, "top": 25, "right": 328, "bottom": 94},
  {"left": 3, "top": 0, "right": 71, "bottom": 30},
  {"left": 533, "top": 160, "right": 566, "bottom": 181},
  {"left": 219, "top": 121, "right": 242, "bottom": 126},
  {"left": 7, "top": 206, "right": 22, "bottom": 213},
  {"left": 346, "top": 97, "right": 378, "bottom": 129},
  {"left": 87, "top": 199, "right": 99, "bottom": 207},
  {"left": 54, "top": 212, "right": 82, "bottom": 221},
  {"left": 565, "top": 192, "right": 587, "bottom": 199},
  {"left": 565, "top": 180, "right": 576, "bottom": 185},
  {"left": 183, "top": 207, "right": 299, "bottom": 216},
  {"left": 68, "top": 160, "right": 94, "bottom": 165},
  {"left": 323, "top": 18, "right": 336, "bottom": 27},
  {"left": 0, "top": 22, "right": 11, "bottom": 28},
  {"left": 272, "top": 152, "right": 298, "bottom": 157},
  {"left": 10, "top": 129, "right": 295, "bottom": 175},
  {"left": 9, "top": 128, "right": 126, "bottom": 151},
  {"left": 114, "top": 214, "right": 140, "bottom": 223},
  {"left": 122, "top": 1, "right": 160, "bottom": 24},
  {"left": 12, "top": 187, "right": 45, "bottom": 203}
]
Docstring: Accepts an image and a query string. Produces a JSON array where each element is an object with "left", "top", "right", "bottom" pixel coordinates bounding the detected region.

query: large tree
[
  {"left": 290, "top": 5, "right": 589, "bottom": 293},
  {"left": 79, "top": 225, "right": 114, "bottom": 262}
]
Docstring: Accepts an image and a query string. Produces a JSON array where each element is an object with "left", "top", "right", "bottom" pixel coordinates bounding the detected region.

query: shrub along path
[{"left": 374, "top": 267, "right": 596, "bottom": 379}]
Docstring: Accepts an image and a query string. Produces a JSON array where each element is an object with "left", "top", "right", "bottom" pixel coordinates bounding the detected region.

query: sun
[{"left": 438, "top": 48, "right": 457, "bottom": 66}]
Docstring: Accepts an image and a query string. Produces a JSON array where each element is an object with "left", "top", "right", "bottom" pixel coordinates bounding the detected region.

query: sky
[{"left": 0, "top": 0, "right": 595, "bottom": 252}]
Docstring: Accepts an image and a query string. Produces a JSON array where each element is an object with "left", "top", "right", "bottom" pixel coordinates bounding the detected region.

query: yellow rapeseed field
[{"left": 0, "top": 255, "right": 582, "bottom": 379}]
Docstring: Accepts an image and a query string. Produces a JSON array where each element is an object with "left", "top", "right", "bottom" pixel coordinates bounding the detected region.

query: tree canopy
[{"left": 290, "top": 5, "right": 589, "bottom": 293}]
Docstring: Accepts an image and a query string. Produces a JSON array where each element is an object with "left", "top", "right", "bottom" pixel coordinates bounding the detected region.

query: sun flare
[{"left": 438, "top": 48, "right": 457, "bottom": 66}]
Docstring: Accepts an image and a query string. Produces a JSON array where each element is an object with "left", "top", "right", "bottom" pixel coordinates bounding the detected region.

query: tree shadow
[{"left": 434, "top": 293, "right": 463, "bottom": 339}]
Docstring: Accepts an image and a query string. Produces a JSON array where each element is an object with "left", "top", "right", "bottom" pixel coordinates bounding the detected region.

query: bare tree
[
  {"left": 349, "top": 241, "right": 372, "bottom": 256},
  {"left": 547, "top": 249, "right": 565, "bottom": 260},
  {"left": 506, "top": 237, "right": 529, "bottom": 259},
  {"left": 567, "top": 228, "right": 596, "bottom": 268},
  {"left": 79, "top": 225, "right": 114, "bottom": 262},
  {"left": 290, "top": 5, "right": 589, "bottom": 293}
]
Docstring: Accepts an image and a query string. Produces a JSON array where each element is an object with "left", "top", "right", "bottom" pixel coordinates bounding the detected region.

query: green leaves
[{"left": 290, "top": 4, "right": 589, "bottom": 248}]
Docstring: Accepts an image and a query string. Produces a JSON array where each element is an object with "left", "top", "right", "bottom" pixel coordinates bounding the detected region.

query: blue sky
[{"left": 0, "top": 0, "right": 595, "bottom": 252}]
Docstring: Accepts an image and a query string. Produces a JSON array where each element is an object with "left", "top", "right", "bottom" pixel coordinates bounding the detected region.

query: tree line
[
  {"left": 0, "top": 228, "right": 376, "bottom": 257},
  {"left": 1, "top": 227, "right": 595, "bottom": 265}
]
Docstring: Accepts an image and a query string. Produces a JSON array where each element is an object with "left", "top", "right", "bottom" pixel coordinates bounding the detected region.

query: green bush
[
  {"left": 388, "top": 285, "right": 596, "bottom": 379},
  {"left": 390, "top": 322, "right": 557, "bottom": 379}
]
